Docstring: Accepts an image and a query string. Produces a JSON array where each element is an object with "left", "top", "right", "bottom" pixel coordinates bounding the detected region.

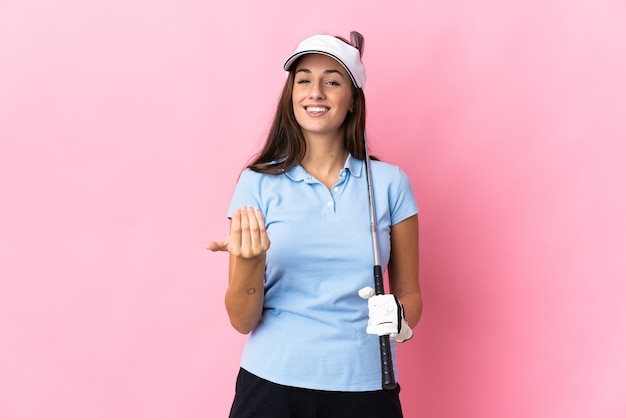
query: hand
[
  {"left": 358, "top": 287, "right": 413, "bottom": 343},
  {"left": 206, "top": 206, "right": 270, "bottom": 258}
]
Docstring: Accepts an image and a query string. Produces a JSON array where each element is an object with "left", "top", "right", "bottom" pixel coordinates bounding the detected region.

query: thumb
[
  {"left": 206, "top": 238, "right": 230, "bottom": 252},
  {"left": 358, "top": 286, "right": 376, "bottom": 300}
]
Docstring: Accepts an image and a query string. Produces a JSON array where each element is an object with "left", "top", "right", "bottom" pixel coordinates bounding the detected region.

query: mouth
[{"left": 304, "top": 106, "right": 329, "bottom": 115}]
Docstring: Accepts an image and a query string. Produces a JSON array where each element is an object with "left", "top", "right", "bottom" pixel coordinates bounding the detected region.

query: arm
[
  {"left": 225, "top": 253, "right": 265, "bottom": 334},
  {"left": 388, "top": 214, "right": 422, "bottom": 328},
  {"left": 207, "top": 206, "right": 270, "bottom": 334}
]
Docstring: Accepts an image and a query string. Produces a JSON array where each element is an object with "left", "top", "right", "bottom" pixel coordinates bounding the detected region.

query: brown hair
[{"left": 248, "top": 39, "right": 367, "bottom": 175}]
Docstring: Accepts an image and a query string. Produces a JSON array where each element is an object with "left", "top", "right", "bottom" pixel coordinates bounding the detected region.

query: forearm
[
  {"left": 398, "top": 291, "right": 423, "bottom": 329},
  {"left": 388, "top": 215, "right": 422, "bottom": 329},
  {"left": 225, "top": 254, "right": 266, "bottom": 334}
]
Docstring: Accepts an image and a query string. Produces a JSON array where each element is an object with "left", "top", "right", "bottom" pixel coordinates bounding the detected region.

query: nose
[{"left": 309, "top": 81, "right": 325, "bottom": 100}]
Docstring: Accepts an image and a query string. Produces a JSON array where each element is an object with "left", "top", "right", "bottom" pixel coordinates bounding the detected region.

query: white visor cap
[{"left": 283, "top": 34, "right": 366, "bottom": 89}]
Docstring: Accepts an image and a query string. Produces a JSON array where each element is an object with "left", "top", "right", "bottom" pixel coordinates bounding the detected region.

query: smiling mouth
[{"left": 305, "top": 106, "right": 329, "bottom": 114}]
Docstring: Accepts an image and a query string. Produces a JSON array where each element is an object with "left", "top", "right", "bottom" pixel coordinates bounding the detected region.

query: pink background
[{"left": 1, "top": 0, "right": 625, "bottom": 417}]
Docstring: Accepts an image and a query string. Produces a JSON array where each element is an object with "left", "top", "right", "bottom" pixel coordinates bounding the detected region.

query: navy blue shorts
[{"left": 229, "top": 368, "right": 403, "bottom": 418}]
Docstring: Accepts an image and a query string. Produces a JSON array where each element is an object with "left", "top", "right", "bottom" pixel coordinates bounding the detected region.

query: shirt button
[
  {"left": 333, "top": 187, "right": 339, "bottom": 192},
  {"left": 327, "top": 201, "right": 333, "bottom": 207}
]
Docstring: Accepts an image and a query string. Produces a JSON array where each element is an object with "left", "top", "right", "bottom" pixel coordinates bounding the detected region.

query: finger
[
  {"left": 244, "top": 206, "right": 268, "bottom": 256},
  {"left": 244, "top": 206, "right": 260, "bottom": 253},
  {"left": 229, "top": 208, "right": 243, "bottom": 255},
  {"left": 358, "top": 287, "right": 375, "bottom": 299},
  {"left": 239, "top": 206, "right": 252, "bottom": 256},
  {"left": 245, "top": 206, "right": 267, "bottom": 253},
  {"left": 252, "top": 207, "right": 271, "bottom": 251},
  {"left": 206, "top": 239, "right": 230, "bottom": 252}
]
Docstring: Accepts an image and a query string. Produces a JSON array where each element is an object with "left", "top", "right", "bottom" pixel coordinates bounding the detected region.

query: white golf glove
[{"left": 359, "top": 286, "right": 413, "bottom": 343}]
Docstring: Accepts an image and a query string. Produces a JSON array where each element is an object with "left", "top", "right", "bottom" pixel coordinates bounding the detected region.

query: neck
[{"left": 300, "top": 135, "right": 348, "bottom": 187}]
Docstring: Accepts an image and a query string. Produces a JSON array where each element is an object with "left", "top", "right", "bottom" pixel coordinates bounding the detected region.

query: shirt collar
[
  {"left": 344, "top": 153, "right": 363, "bottom": 177},
  {"left": 285, "top": 153, "right": 363, "bottom": 182}
]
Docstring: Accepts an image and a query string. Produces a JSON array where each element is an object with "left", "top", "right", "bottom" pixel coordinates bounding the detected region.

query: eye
[
  {"left": 326, "top": 80, "right": 340, "bottom": 86},
  {"left": 296, "top": 78, "right": 310, "bottom": 84}
]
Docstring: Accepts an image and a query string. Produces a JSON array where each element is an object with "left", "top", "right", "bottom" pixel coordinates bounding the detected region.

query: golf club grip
[
  {"left": 379, "top": 335, "right": 396, "bottom": 390},
  {"left": 373, "top": 265, "right": 397, "bottom": 390}
]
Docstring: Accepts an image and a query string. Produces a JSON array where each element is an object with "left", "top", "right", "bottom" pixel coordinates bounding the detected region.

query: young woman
[{"left": 207, "top": 32, "right": 422, "bottom": 418}]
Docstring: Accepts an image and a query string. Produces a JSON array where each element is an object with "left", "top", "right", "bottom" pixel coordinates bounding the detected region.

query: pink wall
[{"left": 1, "top": 1, "right": 624, "bottom": 417}]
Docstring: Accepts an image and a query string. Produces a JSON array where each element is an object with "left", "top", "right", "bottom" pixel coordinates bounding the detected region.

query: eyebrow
[{"left": 295, "top": 68, "right": 346, "bottom": 78}]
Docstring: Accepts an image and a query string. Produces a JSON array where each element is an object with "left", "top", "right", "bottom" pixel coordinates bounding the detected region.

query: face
[{"left": 291, "top": 54, "right": 354, "bottom": 140}]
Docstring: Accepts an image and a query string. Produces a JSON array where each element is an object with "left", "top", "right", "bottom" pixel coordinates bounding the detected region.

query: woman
[{"left": 207, "top": 32, "right": 422, "bottom": 418}]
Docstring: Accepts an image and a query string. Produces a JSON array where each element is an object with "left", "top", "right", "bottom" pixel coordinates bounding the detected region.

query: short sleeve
[
  {"left": 226, "top": 169, "right": 263, "bottom": 218},
  {"left": 388, "top": 167, "right": 418, "bottom": 226}
]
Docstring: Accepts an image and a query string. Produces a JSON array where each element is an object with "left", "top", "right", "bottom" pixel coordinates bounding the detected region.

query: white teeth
[{"left": 306, "top": 106, "right": 327, "bottom": 112}]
